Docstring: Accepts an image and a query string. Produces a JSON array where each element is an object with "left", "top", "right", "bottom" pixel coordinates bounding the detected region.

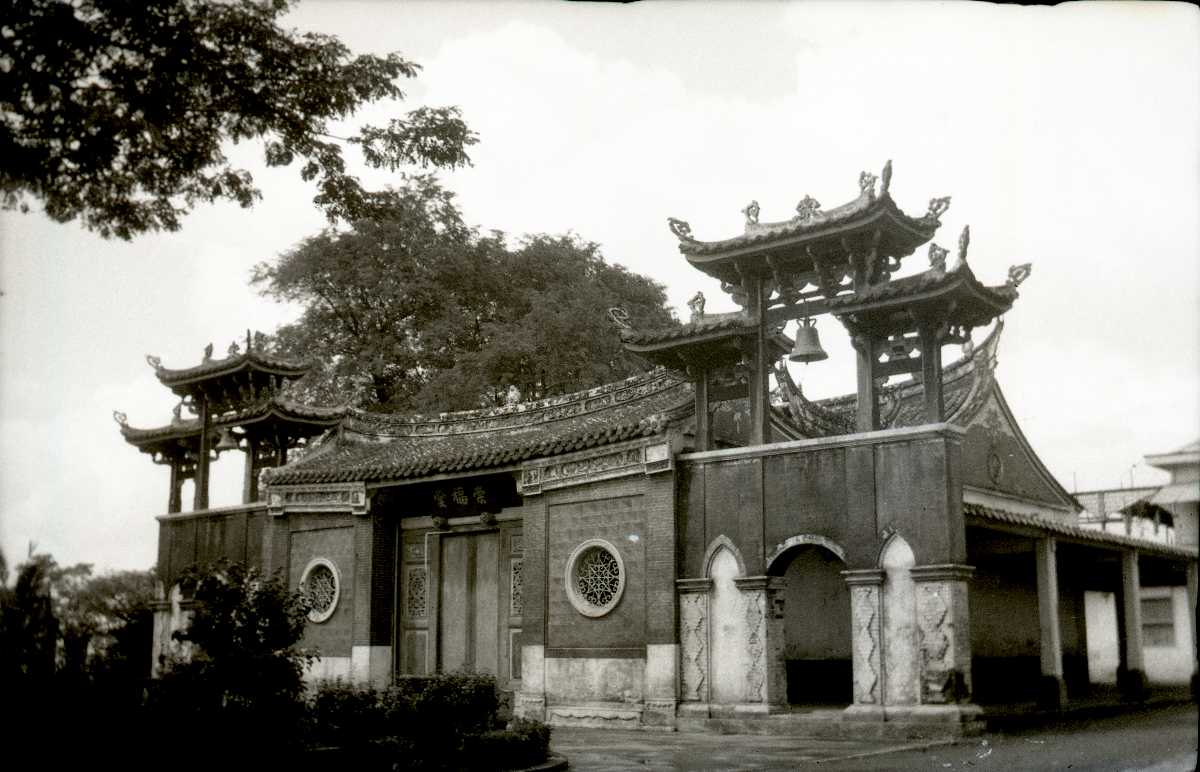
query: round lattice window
[
  {"left": 564, "top": 539, "right": 626, "bottom": 618},
  {"left": 300, "top": 558, "right": 340, "bottom": 624}
]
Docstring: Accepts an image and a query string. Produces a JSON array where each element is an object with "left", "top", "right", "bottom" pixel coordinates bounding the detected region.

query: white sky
[{"left": 1, "top": 1, "right": 1197, "bottom": 573}]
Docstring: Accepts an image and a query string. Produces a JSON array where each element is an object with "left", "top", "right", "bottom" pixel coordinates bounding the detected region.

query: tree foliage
[
  {"left": 1, "top": 0, "right": 476, "bottom": 238},
  {"left": 253, "top": 178, "right": 679, "bottom": 412},
  {"left": 162, "top": 562, "right": 313, "bottom": 720}
]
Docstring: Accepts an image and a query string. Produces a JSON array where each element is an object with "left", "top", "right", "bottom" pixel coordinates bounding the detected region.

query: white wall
[
  {"left": 1084, "top": 591, "right": 1119, "bottom": 685},
  {"left": 1143, "top": 586, "right": 1196, "bottom": 685}
]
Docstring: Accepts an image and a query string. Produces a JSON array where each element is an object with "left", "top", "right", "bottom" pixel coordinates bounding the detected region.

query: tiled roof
[
  {"left": 676, "top": 190, "right": 937, "bottom": 257},
  {"left": 1074, "top": 487, "right": 1160, "bottom": 520},
  {"left": 965, "top": 502, "right": 1197, "bottom": 560},
  {"left": 265, "top": 370, "right": 693, "bottom": 485},
  {"left": 620, "top": 312, "right": 752, "bottom": 347},
  {"left": 118, "top": 398, "right": 348, "bottom": 450},
  {"left": 825, "top": 263, "right": 1017, "bottom": 315},
  {"left": 152, "top": 350, "right": 309, "bottom": 387}
]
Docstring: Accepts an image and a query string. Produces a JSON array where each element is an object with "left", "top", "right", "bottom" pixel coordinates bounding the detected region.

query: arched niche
[
  {"left": 702, "top": 534, "right": 746, "bottom": 578},
  {"left": 707, "top": 545, "right": 746, "bottom": 704},
  {"left": 766, "top": 534, "right": 847, "bottom": 576}
]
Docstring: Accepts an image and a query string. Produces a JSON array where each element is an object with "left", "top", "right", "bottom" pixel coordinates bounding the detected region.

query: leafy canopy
[
  {"left": 1, "top": 0, "right": 476, "bottom": 239},
  {"left": 253, "top": 178, "right": 679, "bottom": 412}
]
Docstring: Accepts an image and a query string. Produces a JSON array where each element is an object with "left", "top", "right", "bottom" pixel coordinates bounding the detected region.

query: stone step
[{"left": 676, "top": 711, "right": 983, "bottom": 741}]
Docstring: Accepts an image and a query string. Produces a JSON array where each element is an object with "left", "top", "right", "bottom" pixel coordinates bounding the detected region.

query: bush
[{"left": 306, "top": 674, "right": 551, "bottom": 770}]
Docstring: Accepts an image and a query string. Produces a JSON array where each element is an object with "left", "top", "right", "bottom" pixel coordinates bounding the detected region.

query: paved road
[{"left": 551, "top": 704, "right": 1197, "bottom": 771}]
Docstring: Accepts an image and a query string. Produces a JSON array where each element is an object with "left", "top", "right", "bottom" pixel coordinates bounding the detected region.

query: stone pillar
[
  {"left": 733, "top": 575, "right": 787, "bottom": 712},
  {"left": 194, "top": 396, "right": 210, "bottom": 510},
  {"left": 909, "top": 564, "right": 981, "bottom": 725},
  {"left": 242, "top": 436, "right": 259, "bottom": 504},
  {"left": 676, "top": 578, "right": 712, "bottom": 715},
  {"left": 920, "top": 327, "right": 944, "bottom": 423},
  {"left": 852, "top": 334, "right": 879, "bottom": 432},
  {"left": 1118, "top": 549, "right": 1147, "bottom": 699},
  {"left": 693, "top": 368, "right": 711, "bottom": 452},
  {"left": 1034, "top": 537, "right": 1067, "bottom": 709},
  {"left": 748, "top": 277, "right": 770, "bottom": 446},
  {"left": 843, "top": 569, "right": 885, "bottom": 718},
  {"left": 167, "top": 461, "right": 184, "bottom": 514}
]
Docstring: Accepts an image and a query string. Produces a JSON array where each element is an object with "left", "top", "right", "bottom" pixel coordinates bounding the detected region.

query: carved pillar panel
[
  {"left": 734, "top": 575, "right": 787, "bottom": 709},
  {"left": 677, "top": 578, "right": 712, "bottom": 704},
  {"left": 910, "top": 565, "right": 975, "bottom": 705},
  {"left": 844, "top": 569, "right": 885, "bottom": 707}
]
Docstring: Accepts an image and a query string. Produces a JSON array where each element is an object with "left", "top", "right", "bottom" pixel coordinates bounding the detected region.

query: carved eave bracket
[
  {"left": 266, "top": 482, "right": 370, "bottom": 517},
  {"left": 517, "top": 437, "right": 673, "bottom": 496}
]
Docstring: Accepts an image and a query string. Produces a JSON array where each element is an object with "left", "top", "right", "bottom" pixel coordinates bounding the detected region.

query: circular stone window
[
  {"left": 564, "top": 539, "right": 626, "bottom": 618},
  {"left": 300, "top": 558, "right": 340, "bottom": 624}
]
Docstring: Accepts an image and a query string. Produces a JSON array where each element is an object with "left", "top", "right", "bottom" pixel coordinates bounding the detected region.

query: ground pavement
[{"left": 550, "top": 704, "right": 1197, "bottom": 771}]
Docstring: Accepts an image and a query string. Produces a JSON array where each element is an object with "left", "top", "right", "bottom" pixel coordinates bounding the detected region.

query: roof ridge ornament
[
  {"left": 228, "top": 341, "right": 241, "bottom": 357},
  {"left": 1006, "top": 263, "right": 1032, "bottom": 288},
  {"left": 795, "top": 195, "right": 822, "bottom": 221},
  {"left": 667, "top": 217, "right": 694, "bottom": 241},
  {"left": 112, "top": 410, "right": 128, "bottom": 426},
  {"left": 928, "top": 243, "right": 949, "bottom": 275},
  {"left": 202, "top": 343, "right": 214, "bottom": 362},
  {"left": 880, "top": 160, "right": 893, "bottom": 196},
  {"left": 957, "top": 225, "right": 971, "bottom": 265},
  {"left": 924, "top": 196, "right": 951, "bottom": 223},
  {"left": 859, "top": 171, "right": 878, "bottom": 200},
  {"left": 686, "top": 291, "right": 706, "bottom": 323},
  {"left": 741, "top": 200, "right": 760, "bottom": 225},
  {"left": 145, "top": 354, "right": 162, "bottom": 370},
  {"left": 607, "top": 307, "right": 632, "bottom": 330}
]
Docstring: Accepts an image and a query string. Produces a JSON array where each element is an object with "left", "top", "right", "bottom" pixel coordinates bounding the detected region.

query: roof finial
[
  {"left": 795, "top": 195, "right": 821, "bottom": 221},
  {"left": 112, "top": 410, "right": 128, "bottom": 426},
  {"left": 741, "top": 200, "right": 760, "bottom": 225},
  {"left": 228, "top": 340, "right": 240, "bottom": 357},
  {"left": 687, "top": 291, "right": 706, "bottom": 323},
  {"left": 1006, "top": 263, "right": 1032, "bottom": 288},
  {"left": 957, "top": 225, "right": 970, "bottom": 264},
  {"left": 667, "top": 217, "right": 694, "bottom": 241},
  {"left": 202, "top": 342, "right": 214, "bottom": 362},
  {"left": 145, "top": 354, "right": 162, "bottom": 370},
  {"left": 246, "top": 329, "right": 252, "bottom": 353},
  {"left": 880, "top": 160, "right": 893, "bottom": 195}
]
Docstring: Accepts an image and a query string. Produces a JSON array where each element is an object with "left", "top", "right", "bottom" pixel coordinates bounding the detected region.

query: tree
[
  {"left": 253, "top": 180, "right": 679, "bottom": 412},
  {"left": 1, "top": 0, "right": 476, "bottom": 239},
  {"left": 158, "top": 562, "right": 313, "bottom": 728}
]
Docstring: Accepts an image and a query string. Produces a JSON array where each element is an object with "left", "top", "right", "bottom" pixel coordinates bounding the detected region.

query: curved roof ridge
[
  {"left": 152, "top": 349, "right": 310, "bottom": 385},
  {"left": 344, "top": 369, "right": 687, "bottom": 438}
]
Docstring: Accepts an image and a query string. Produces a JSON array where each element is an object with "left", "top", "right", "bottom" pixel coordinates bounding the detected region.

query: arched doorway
[
  {"left": 881, "top": 534, "right": 919, "bottom": 705},
  {"left": 770, "top": 541, "right": 852, "bottom": 706},
  {"left": 708, "top": 546, "right": 747, "bottom": 704}
]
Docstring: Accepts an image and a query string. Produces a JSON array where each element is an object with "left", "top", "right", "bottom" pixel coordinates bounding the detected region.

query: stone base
[
  {"left": 515, "top": 693, "right": 547, "bottom": 721},
  {"left": 545, "top": 705, "right": 642, "bottom": 728},
  {"left": 642, "top": 699, "right": 677, "bottom": 729},
  {"left": 1037, "top": 675, "right": 1068, "bottom": 710}
]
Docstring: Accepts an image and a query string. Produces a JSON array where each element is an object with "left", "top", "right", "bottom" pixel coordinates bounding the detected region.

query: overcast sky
[{"left": 2, "top": 1, "right": 1197, "bottom": 574}]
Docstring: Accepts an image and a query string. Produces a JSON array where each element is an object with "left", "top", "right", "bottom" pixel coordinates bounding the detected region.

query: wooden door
[{"left": 439, "top": 532, "right": 500, "bottom": 675}]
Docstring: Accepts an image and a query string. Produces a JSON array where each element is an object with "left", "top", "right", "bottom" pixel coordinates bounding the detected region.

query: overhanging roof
[
  {"left": 1150, "top": 481, "right": 1199, "bottom": 506},
  {"left": 965, "top": 503, "right": 1197, "bottom": 560}
]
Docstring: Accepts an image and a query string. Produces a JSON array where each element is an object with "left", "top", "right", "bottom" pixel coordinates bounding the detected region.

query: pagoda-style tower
[
  {"left": 116, "top": 334, "right": 345, "bottom": 512},
  {"left": 621, "top": 161, "right": 1031, "bottom": 447}
]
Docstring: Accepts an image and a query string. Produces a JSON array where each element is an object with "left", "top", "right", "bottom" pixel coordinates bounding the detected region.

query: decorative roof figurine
[
  {"left": 929, "top": 243, "right": 949, "bottom": 275},
  {"left": 742, "top": 200, "right": 760, "bottom": 226},
  {"left": 667, "top": 217, "right": 693, "bottom": 241},
  {"left": 687, "top": 291, "right": 706, "bottom": 323},
  {"left": 795, "top": 195, "right": 822, "bottom": 221},
  {"left": 1007, "top": 263, "right": 1032, "bottom": 288}
]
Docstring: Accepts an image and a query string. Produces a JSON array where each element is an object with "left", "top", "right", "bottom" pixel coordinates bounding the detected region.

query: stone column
[
  {"left": 852, "top": 334, "right": 879, "bottom": 432},
  {"left": 676, "top": 578, "right": 712, "bottom": 715},
  {"left": 734, "top": 576, "right": 788, "bottom": 712},
  {"left": 1118, "top": 549, "right": 1147, "bottom": 699},
  {"left": 909, "top": 564, "right": 980, "bottom": 724},
  {"left": 843, "top": 569, "right": 885, "bottom": 718},
  {"left": 1034, "top": 537, "right": 1067, "bottom": 709},
  {"left": 693, "top": 368, "right": 711, "bottom": 452}
]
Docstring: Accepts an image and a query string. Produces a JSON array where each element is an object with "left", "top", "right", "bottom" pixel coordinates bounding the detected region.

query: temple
[{"left": 124, "top": 164, "right": 1197, "bottom": 736}]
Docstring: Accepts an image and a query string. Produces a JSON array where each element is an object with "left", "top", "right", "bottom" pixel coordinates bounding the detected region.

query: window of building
[
  {"left": 564, "top": 539, "right": 625, "bottom": 618},
  {"left": 1141, "top": 596, "right": 1175, "bottom": 647},
  {"left": 301, "top": 558, "right": 340, "bottom": 624}
]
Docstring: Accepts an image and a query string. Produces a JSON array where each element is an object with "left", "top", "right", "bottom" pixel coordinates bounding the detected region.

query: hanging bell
[
  {"left": 789, "top": 318, "right": 829, "bottom": 364},
  {"left": 215, "top": 427, "right": 241, "bottom": 452}
]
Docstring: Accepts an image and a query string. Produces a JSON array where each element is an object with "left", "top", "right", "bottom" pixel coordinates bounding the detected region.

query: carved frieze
[
  {"left": 406, "top": 566, "right": 428, "bottom": 619},
  {"left": 743, "top": 590, "right": 767, "bottom": 703},
  {"left": 844, "top": 570, "right": 884, "bottom": 706},
  {"left": 266, "top": 482, "right": 368, "bottom": 517},
  {"left": 518, "top": 440, "right": 673, "bottom": 496}
]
